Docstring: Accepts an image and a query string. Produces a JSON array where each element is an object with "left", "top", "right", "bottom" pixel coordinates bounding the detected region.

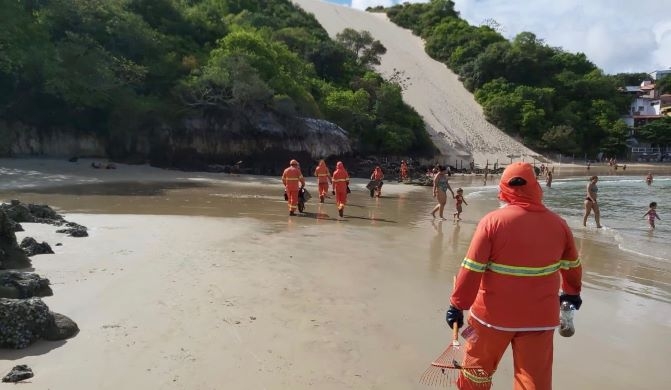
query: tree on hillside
[
  {"left": 638, "top": 117, "right": 671, "bottom": 146},
  {"left": 657, "top": 75, "right": 671, "bottom": 94},
  {"left": 335, "top": 28, "right": 387, "bottom": 67}
]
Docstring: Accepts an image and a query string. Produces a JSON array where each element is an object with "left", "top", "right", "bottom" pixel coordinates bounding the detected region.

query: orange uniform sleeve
[
  {"left": 559, "top": 221, "right": 582, "bottom": 295},
  {"left": 450, "top": 219, "right": 491, "bottom": 310},
  {"left": 281, "top": 169, "right": 287, "bottom": 186}
]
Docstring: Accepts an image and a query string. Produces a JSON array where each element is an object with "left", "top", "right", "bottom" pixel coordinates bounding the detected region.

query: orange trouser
[
  {"left": 318, "top": 182, "right": 329, "bottom": 196},
  {"left": 335, "top": 190, "right": 347, "bottom": 209},
  {"left": 287, "top": 189, "right": 299, "bottom": 210},
  {"left": 457, "top": 317, "right": 553, "bottom": 390}
]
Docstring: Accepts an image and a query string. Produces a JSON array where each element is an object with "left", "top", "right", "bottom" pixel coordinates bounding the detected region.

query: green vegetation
[
  {"left": 0, "top": 0, "right": 435, "bottom": 158},
  {"left": 385, "top": 0, "right": 635, "bottom": 157}
]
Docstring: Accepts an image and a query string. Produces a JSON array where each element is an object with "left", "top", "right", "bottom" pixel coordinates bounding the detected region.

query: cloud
[{"left": 344, "top": 0, "right": 671, "bottom": 74}]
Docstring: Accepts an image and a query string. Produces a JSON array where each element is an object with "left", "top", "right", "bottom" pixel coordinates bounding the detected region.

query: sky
[{"left": 325, "top": 0, "right": 671, "bottom": 75}]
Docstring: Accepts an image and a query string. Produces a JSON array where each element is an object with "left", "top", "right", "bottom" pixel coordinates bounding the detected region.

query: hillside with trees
[
  {"left": 0, "top": 0, "right": 435, "bottom": 168},
  {"left": 383, "top": 0, "right": 639, "bottom": 158}
]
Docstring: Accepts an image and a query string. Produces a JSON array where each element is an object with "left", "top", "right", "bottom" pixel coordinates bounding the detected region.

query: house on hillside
[{"left": 620, "top": 75, "right": 669, "bottom": 161}]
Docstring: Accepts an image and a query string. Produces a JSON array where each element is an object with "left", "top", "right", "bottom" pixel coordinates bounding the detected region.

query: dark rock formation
[
  {"left": 20, "top": 237, "right": 54, "bottom": 257},
  {"left": 1, "top": 200, "right": 88, "bottom": 238},
  {"left": 0, "top": 298, "right": 78, "bottom": 349},
  {"left": 56, "top": 222, "right": 88, "bottom": 237},
  {"left": 0, "top": 210, "right": 30, "bottom": 270},
  {"left": 43, "top": 312, "right": 80, "bottom": 341},
  {"left": 0, "top": 271, "right": 53, "bottom": 298},
  {"left": 0, "top": 297, "right": 52, "bottom": 348},
  {"left": 0, "top": 201, "right": 63, "bottom": 224},
  {"left": 2, "top": 365, "right": 34, "bottom": 383},
  {"left": 3, "top": 114, "right": 352, "bottom": 173}
]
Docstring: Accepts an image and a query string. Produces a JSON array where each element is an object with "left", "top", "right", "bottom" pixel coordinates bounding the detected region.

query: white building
[{"left": 650, "top": 69, "right": 671, "bottom": 80}]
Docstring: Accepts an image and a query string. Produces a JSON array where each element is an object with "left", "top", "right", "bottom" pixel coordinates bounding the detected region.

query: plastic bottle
[{"left": 558, "top": 301, "right": 576, "bottom": 337}]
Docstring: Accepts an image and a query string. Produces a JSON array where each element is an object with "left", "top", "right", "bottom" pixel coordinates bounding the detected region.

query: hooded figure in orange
[
  {"left": 331, "top": 161, "right": 350, "bottom": 218},
  {"left": 282, "top": 159, "right": 305, "bottom": 216},
  {"left": 400, "top": 160, "right": 409, "bottom": 181},
  {"left": 314, "top": 159, "right": 332, "bottom": 203},
  {"left": 446, "top": 162, "right": 582, "bottom": 390}
]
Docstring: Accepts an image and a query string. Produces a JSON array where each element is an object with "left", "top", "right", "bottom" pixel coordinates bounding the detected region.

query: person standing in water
[
  {"left": 643, "top": 202, "right": 661, "bottom": 230},
  {"left": 282, "top": 159, "right": 305, "bottom": 216},
  {"left": 332, "top": 161, "right": 350, "bottom": 218},
  {"left": 582, "top": 175, "right": 602, "bottom": 228},
  {"left": 646, "top": 172, "right": 653, "bottom": 186},
  {"left": 314, "top": 159, "right": 332, "bottom": 203},
  {"left": 453, "top": 188, "right": 468, "bottom": 221},
  {"left": 446, "top": 162, "right": 582, "bottom": 390},
  {"left": 546, "top": 170, "right": 553, "bottom": 188},
  {"left": 431, "top": 166, "right": 455, "bottom": 219}
]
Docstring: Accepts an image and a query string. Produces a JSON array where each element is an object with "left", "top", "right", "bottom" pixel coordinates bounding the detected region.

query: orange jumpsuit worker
[
  {"left": 282, "top": 159, "right": 305, "bottom": 216},
  {"left": 400, "top": 160, "right": 409, "bottom": 181},
  {"left": 331, "top": 161, "right": 350, "bottom": 218},
  {"left": 370, "top": 166, "right": 384, "bottom": 197},
  {"left": 446, "top": 162, "right": 582, "bottom": 390},
  {"left": 314, "top": 159, "right": 332, "bottom": 203}
]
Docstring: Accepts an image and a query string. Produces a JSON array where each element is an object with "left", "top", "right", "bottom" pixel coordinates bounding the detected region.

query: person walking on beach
[
  {"left": 643, "top": 202, "right": 661, "bottom": 230},
  {"left": 431, "top": 166, "right": 455, "bottom": 219},
  {"left": 370, "top": 166, "right": 384, "bottom": 197},
  {"left": 282, "top": 159, "right": 305, "bottom": 216},
  {"left": 583, "top": 175, "right": 602, "bottom": 228},
  {"left": 332, "top": 161, "right": 350, "bottom": 218},
  {"left": 646, "top": 172, "right": 653, "bottom": 186},
  {"left": 400, "top": 160, "right": 409, "bottom": 181},
  {"left": 314, "top": 159, "right": 332, "bottom": 203},
  {"left": 446, "top": 162, "right": 583, "bottom": 390},
  {"left": 453, "top": 188, "right": 468, "bottom": 221}
]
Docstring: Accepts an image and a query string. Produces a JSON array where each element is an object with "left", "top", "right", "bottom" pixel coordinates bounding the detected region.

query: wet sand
[{"left": 1, "top": 159, "right": 670, "bottom": 389}]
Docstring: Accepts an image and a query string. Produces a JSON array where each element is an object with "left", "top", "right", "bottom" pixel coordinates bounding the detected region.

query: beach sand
[
  {"left": 1, "top": 159, "right": 670, "bottom": 389},
  {"left": 292, "top": 0, "right": 539, "bottom": 165}
]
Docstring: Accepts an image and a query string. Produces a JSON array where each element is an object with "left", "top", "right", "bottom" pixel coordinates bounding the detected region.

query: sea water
[{"left": 474, "top": 175, "right": 671, "bottom": 262}]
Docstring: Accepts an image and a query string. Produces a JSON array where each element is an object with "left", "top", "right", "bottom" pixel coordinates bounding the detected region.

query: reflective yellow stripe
[
  {"left": 488, "top": 261, "right": 560, "bottom": 276},
  {"left": 462, "top": 369, "right": 492, "bottom": 384},
  {"left": 285, "top": 178, "right": 300, "bottom": 181},
  {"left": 461, "top": 258, "right": 488, "bottom": 273},
  {"left": 462, "top": 258, "right": 564, "bottom": 276},
  {"left": 317, "top": 174, "right": 329, "bottom": 176},
  {"left": 560, "top": 258, "right": 581, "bottom": 269},
  {"left": 333, "top": 179, "right": 348, "bottom": 182}
]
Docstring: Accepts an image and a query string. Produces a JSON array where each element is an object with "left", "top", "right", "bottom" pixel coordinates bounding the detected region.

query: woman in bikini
[
  {"left": 583, "top": 175, "right": 602, "bottom": 228},
  {"left": 431, "top": 166, "right": 455, "bottom": 219}
]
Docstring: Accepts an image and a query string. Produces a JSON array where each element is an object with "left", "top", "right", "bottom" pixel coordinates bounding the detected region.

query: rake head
[{"left": 419, "top": 342, "right": 491, "bottom": 387}]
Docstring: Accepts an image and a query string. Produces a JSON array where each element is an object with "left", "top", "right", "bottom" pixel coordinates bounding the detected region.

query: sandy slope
[{"left": 293, "top": 0, "right": 540, "bottom": 165}]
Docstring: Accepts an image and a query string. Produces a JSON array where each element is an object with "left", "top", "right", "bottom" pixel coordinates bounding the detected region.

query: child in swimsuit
[
  {"left": 453, "top": 188, "right": 468, "bottom": 221},
  {"left": 643, "top": 202, "right": 661, "bottom": 229}
]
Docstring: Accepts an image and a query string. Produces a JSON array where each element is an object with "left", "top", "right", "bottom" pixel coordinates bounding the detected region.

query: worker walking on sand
[
  {"left": 282, "top": 159, "right": 305, "bottom": 216},
  {"left": 332, "top": 161, "right": 350, "bottom": 218},
  {"left": 314, "top": 159, "right": 332, "bottom": 203},
  {"left": 446, "top": 162, "right": 583, "bottom": 390},
  {"left": 400, "top": 160, "right": 409, "bottom": 181}
]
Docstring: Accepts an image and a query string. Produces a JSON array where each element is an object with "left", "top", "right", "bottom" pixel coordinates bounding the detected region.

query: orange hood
[{"left": 498, "top": 162, "right": 546, "bottom": 211}]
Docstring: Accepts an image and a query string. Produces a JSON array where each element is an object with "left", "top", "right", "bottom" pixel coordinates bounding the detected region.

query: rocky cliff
[{"left": 1, "top": 112, "right": 351, "bottom": 171}]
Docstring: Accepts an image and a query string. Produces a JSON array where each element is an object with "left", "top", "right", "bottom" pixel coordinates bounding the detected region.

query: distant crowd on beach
[{"left": 280, "top": 156, "right": 663, "bottom": 231}]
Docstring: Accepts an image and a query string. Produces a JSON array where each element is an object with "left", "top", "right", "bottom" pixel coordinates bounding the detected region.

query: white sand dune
[{"left": 294, "top": 0, "right": 540, "bottom": 165}]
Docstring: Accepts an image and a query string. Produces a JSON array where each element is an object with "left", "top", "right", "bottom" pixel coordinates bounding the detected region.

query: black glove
[
  {"left": 445, "top": 305, "right": 464, "bottom": 329},
  {"left": 346, "top": 185, "right": 351, "bottom": 194},
  {"left": 559, "top": 294, "right": 582, "bottom": 310},
  {"left": 331, "top": 190, "right": 335, "bottom": 195},
  {"left": 284, "top": 191, "right": 288, "bottom": 201}
]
